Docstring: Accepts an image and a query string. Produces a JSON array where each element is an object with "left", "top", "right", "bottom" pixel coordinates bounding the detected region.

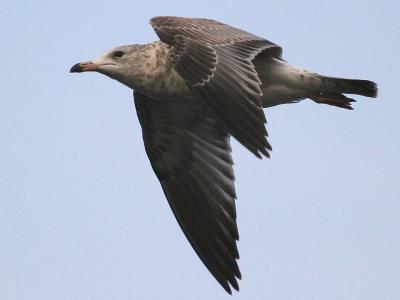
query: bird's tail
[{"left": 310, "top": 76, "right": 378, "bottom": 110}]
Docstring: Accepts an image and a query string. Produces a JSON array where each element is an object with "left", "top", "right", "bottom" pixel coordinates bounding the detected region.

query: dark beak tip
[{"left": 70, "top": 63, "right": 83, "bottom": 73}]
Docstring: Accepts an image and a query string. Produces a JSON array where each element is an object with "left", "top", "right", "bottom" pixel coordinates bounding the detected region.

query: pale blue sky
[{"left": 1, "top": 1, "right": 399, "bottom": 299}]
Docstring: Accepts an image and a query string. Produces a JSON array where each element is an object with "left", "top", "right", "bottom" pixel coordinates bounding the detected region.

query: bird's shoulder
[{"left": 137, "top": 42, "right": 191, "bottom": 98}]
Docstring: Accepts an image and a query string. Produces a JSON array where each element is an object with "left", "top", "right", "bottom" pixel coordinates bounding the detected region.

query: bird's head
[{"left": 70, "top": 44, "right": 147, "bottom": 88}]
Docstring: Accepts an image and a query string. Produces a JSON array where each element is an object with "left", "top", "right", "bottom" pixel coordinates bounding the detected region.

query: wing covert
[{"left": 150, "top": 16, "right": 282, "bottom": 157}]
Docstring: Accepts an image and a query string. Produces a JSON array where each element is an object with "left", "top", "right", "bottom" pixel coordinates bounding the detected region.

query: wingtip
[
  {"left": 258, "top": 145, "right": 272, "bottom": 159},
  {"left": 230, "top": 276, "right": 240, "bottom": 293},
  {"left": 221, "top": 279, "right": 240, "bottom": 295},
  {"left": 220, "top": 281, "right": 232, "bottom": 294}
]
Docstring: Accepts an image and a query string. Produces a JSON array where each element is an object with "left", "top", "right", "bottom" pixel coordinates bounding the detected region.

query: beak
[{"left": 70, "top": 61, "right": 100, "bottom": 73}]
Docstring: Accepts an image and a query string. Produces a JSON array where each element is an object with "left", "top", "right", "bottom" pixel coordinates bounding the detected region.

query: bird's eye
[{"left": 114, "top": 51, "right": 124, "bottom": 58}]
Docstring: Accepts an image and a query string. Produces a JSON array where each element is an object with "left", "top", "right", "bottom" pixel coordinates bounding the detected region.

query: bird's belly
[
  {"left": 261, "top": 85, "right": 307, "bottom": 107},
  {"left": 256, "top": 57, "right": 316, "bottom": 107},
  {"left": 146, "top": 68, "right": 192, "bottom": 99}
]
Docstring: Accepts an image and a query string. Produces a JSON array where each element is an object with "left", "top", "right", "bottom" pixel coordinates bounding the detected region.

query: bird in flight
[{"left": 70, "top": 16, "right": 377, "bottom": 294}]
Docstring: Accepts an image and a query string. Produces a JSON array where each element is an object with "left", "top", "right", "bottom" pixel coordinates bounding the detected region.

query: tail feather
[
  {"left": 310, "top": 76, "right": 378, "bottom": 109},
  {"left": 317, "top": 76, "right": 378, "bottom": 98}
]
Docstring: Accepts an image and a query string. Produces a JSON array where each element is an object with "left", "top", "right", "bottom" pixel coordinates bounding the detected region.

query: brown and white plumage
[
  {"left": 150, "top": 16, "right": 283, "bottom": 158},
  {"left": 70, "top": 16, "right": 378, "bottom": 294}
]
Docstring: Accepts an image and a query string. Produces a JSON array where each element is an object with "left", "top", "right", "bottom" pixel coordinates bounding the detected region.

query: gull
[{"left": 70, "top": 16, "right": 377, "bottom": 294}]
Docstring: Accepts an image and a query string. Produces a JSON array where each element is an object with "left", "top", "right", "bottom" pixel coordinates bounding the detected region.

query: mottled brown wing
[
  {"left": 150, "top": 16, "right": 283, "bottom": 158},
  {"left": 134, "top": 91, "right": 241, "bottom": 293}
]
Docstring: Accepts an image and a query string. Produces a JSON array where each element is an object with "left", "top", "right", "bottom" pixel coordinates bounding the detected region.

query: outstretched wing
[
  {"left": 150, "top": 16, "right": 282, "bottom": 158},
  {"left": 134, "top": 91, "right": 241, "bottom": 293}
]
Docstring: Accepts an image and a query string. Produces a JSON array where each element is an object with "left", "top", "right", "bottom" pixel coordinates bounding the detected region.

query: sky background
[{"left": 1, "top": 0, "right": 399, "bottom": 299}]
